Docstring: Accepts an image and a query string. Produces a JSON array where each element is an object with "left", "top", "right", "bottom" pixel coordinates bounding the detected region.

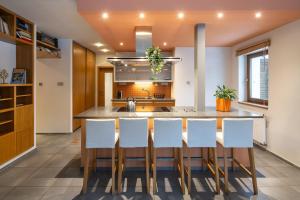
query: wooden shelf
[
  {"left": 0, "top": 32, "right": 15, "bottom": 44},
  {"left": 16, "top": 37, "right": 33, "bottom": 46},
  {"left": 0, "top": 84, "right": 32, "bottom": 87},
  {"left": 0, "top": 120, "right": 13, "bottom": 126},
  {"left": 37, "top": 40, "right": 59, "bottom": 50},
  {"left": 16, "top": 94, "right": 31, "bottom": 98},
  {"left": 0, "top": 98, "right": 13, "bottom": 101},
  {"left": 16, "top": 27, "right": 32, "bottom": 35},
  {"left": 0, "top": 108, "right": 14, "bottom": 113}
]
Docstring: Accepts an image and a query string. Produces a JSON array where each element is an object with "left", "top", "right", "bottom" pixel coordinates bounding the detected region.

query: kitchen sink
[{"left": 116, "top": 106, "right": 170, "bottom": 112}]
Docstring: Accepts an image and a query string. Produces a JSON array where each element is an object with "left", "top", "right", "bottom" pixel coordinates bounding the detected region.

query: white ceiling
[{"left": 0, "top": 0, "right": 109, "bottom": 53}]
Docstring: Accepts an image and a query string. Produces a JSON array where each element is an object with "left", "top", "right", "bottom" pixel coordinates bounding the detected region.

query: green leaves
[
  {"left": 214, "top": 85, "right": 237, "bottom": 100},
  {"left": 145, "top": 46, "right": 164, "bottom": 75}
]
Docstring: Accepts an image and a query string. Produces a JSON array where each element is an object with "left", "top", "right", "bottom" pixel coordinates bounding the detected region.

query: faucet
[{"left": 142, "top": 88, "right": 151, "bottom": 98}]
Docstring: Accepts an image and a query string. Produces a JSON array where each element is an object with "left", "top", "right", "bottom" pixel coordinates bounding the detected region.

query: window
[{"left": 247, "top": 50, "right": 269, "bottom": 105}]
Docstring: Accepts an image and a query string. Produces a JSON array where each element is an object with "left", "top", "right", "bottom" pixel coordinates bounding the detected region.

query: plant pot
[{"left": 216, "top": 98, "right": 231, "bottom": 112}]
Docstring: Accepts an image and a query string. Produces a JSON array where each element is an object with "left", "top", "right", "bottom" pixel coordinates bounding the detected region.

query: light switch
[
  {"left": 57, "top": 82, "right": 64, "bottom": 86},
  {"left": 39, "top": 82, "right": 43, "bottom": 86}
]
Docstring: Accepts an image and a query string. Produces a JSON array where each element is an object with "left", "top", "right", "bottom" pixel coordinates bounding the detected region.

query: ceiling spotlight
[
  {"left": 101, "top": 48, "right": 109, "bottom": 53},
  {"left": 217, "top": 12, "right": 224, "bottom": 19},
  {"left": 94, "top": 42, "right": 103, "bottom": 47},
  {"left": 177, "top": 12, "right": 184, "bottom": 19},
  {"left": 163, "top": 42, "right": 167, "bottom": 46},
  {"left": 102, "top": 12, "right": 109, "bottom": 19},
  {"left": 139, "top": 12, "right": 145, "bottom": 19},
  {"left": 255, "top": 12, "right": 262, "bottom": 18},
  {"left": 120, "top": 42, "right": 124, "bottom": 46}
]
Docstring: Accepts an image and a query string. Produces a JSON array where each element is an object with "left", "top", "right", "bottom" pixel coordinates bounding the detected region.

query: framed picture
[{"left": 11, "top": 68, "right": 26, "bottom": 84}]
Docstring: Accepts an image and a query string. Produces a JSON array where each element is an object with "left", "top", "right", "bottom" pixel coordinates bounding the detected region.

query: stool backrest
[
  {"left": 119, "top": 118, "right": 148, "bottom": 148},
  {"left": 86, "top": 119, "right": 116, "bottom": 148},
  {"left": 187, "top": 119, "right": 216, "bottom": 147},
  {"left": 154, "top": 118, "right": 182, "bottom": 148},
  {"left": 222, "top": 118, "right": 253, "bottom": 148}
]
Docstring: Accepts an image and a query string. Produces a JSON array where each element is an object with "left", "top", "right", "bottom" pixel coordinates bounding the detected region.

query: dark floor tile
[
  {"left": 0, "top": 187, "right": 13, "bottom": 200},
  {"left": 0, "top": 167, "right": 36, "bottom": 186},
  {"left": 40, "top": 186, "right": 82, "bottom": 200}
]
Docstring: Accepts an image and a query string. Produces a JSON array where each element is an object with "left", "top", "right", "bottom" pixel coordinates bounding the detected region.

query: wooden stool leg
[
  {"left": 112, "top": 148, "right": 115, "bottom": 193},
  {"left": 248, "top": 148, "right": 258, "bottom": 195},
  {"left": 153, "top": 148, "right": 157, "bottom": 193},
  {"left": 179, "top": 148, "right": 185, "bottom": 194},
  {"left": 223, "top": 148, "right": 229, "bottom": 193},
  {"left": 83, "top": 149, "right": 90, "bottom": 193},
  {"left": 145, "top": 147, "right": 150, "bottom": 193},
  {"left": 93, "top": 149, "right": 97, "bottom": 172},
  {"left": 117, "top": 147, "right": 123, "bottom": 193},
  {"left": 213, "top": 148, "right": 220, "bottom": 194},
  {"left": 187, "top": 147, "right": 192, "bottom": 193},
  {"left": 231, "top": 148, "right": 235, "bottom": 171}
]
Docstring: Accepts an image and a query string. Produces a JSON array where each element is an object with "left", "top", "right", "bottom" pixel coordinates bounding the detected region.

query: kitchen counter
[
  {"left": 111, "top": 98, "right": 175, "bottom": 102},
  {"left": 76, "top": 106, "right": 263, "bottom": 169},
  {"left": 75, "top": 106, "right": 263, "bottom": 119}
]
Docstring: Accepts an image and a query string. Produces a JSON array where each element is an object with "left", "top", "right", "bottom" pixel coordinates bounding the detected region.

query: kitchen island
[{"left": 75, "top": 106, "right": 263, "bottom": 168}]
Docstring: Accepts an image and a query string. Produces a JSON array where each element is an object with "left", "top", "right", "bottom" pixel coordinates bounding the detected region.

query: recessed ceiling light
[
  {"left": 177, "top": 12, "right": 184, "bottom": 19},
  {"left": 101, "top": 48, "right": 109, "bottom": 53},
  {"left": 255, "top": 12, "right": 262, "bottom": 18},
  {"left": 102, "top": 12, "right": 109, "bottom": 19},
  {"left": 136, "top": 31, "right": 152, "bottom": 36},
  {"left": 139, "top": 12, "right": 145, "bottom": 19},
  {"left": 120, "top": 42, "right": 124, "bottom": 46},
  {"left": 163, "top": 42, "right": 167, "bottom": 46},
  {"left": 94, "top": 42, "right": 103, "bottom": 47},
  {"left": 217, "top": 12, "right": 224, "bottom": 19}
]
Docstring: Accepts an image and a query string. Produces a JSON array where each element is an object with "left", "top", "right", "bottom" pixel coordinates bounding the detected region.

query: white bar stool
[
  {"left": 183, "top": 119, "right": 220, "bottom": 194},
  {"left": 151, "top": 118, "right": 185, "bottom": 194},
  {"left": 118, "top": 118, "right": 149, "bottom": 193},
  {"left": 83, "top": 119, "right": 118, "bottom": 193},
  {"left": 216, "top": 118, "right": 257, "bottom": 194}
]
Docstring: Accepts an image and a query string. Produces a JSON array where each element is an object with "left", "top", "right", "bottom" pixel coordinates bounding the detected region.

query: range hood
[{"left": 107, "top": 26, "right": 181, "bottom": 66}]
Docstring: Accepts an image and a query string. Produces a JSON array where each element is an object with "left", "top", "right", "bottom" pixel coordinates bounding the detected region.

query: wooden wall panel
[
  {"left": 85, "top": 49, "right": 96, "bottom": 109},
  {"left": 73, "top": 42, "right": 86, "bottom": 131}
]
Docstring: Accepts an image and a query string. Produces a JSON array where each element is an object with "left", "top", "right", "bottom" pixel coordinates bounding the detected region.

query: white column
[{"left": 194, "top": 24, "right": 206, "bottom": 111}]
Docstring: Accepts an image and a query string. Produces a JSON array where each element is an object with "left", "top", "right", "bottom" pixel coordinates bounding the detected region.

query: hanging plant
[{"left": 145, "top": 46, "right": 164, "bottom": 75}]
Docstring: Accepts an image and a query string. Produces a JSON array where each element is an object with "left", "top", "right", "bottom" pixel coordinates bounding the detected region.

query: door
[{"left": 98, "top": 68, "right": 114, "bottom": 107}]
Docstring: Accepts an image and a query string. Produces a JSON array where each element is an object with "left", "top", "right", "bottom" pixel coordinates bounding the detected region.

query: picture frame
[{"left": 11, "top": 68, "right": 26, "bottom": 84}]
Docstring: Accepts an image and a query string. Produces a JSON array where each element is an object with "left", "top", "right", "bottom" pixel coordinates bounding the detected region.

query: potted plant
[
  {"left": 145, "top": 46, "right": 164, "bottom": 76},
  {"left": 214, "top": 85, "right": 237, "bottom": 112}
]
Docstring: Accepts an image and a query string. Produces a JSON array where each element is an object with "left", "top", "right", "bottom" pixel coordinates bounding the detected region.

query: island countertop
[{"left": 74, "top": 106, "right": 263, "bottom": 119}]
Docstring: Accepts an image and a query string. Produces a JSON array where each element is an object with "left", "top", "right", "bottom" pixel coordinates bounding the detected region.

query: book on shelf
[
  {"left": 16, "top": 18, "right": 29, "bottom": 31},
  {"left": 16, "top": 32, "right": 32, "bottom": 42},
  {"left": 0, "top": 17, "right": 10, "bottom": 35}
]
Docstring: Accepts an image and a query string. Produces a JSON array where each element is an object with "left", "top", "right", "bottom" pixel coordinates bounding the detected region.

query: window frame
[{"left": 246, "top": 50, "right": 269, "bottom": 106}]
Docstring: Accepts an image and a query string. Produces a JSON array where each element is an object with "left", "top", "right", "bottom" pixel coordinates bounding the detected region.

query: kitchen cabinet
[
  {"left": 72, "top": 42, "right": 96, "bottom": 131},
  {"left": 114, "top": 64, "right": 173, "bottom": 82}
]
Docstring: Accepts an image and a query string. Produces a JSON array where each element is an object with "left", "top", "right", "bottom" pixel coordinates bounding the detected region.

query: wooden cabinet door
[
  {"left": 73, "top": 42, "right": 86, "bottom": 131},
  {"left": 85, "top": 49, "right": 95, "bottom": 109},
  {"left": 15, "top": 105, "right": 34, "bottom": 154},
  {"left": 0, "top": 132, "right": 16, "bottom": 164}
]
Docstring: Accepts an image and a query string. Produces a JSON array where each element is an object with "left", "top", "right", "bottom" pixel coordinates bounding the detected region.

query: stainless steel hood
[{"left": 107, "top": 26, "right": 181, "bottom": 66}]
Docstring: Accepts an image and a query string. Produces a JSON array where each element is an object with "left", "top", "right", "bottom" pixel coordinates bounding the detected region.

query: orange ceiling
[{"left": 77, "top": 0, "right": 300, "bottom": 52}]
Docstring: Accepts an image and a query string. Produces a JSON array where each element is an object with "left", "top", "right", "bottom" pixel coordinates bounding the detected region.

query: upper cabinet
[{"left": 114, "top": 64, "right": 173, "bottom": 82}]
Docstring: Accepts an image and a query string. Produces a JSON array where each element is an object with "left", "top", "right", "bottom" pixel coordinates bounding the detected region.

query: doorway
[{"left": 98, "top": 67, "right": 114, "bottom": 107}]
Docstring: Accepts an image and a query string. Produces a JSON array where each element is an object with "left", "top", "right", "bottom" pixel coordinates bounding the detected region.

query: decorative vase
[{"left": 216, "top": 98, "right": 231, "bottom": 112}]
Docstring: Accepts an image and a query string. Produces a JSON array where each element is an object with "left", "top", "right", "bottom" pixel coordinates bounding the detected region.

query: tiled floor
[{"left": 0, "top": 130, "right": 300, "bottom": 200}]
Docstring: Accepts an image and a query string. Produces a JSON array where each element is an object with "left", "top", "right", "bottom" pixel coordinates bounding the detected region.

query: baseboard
[{"left": 0, "top": 146, "right": 37, "bottom": 171}]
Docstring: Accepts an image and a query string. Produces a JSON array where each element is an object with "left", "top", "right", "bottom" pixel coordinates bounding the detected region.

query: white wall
[
  {"left": 174, "top": 47, "right": 195, "bottom": 106},
  {"left": 174, "top": 47, "right": 232, "bottom": 107},
  {"left": 231, "top": 19, "right": 300, "bottom": 167},
  {"left": 36, "top": 39, "right": 73, "bottom": 133},
  {"left": 0, "top": 41, "right": 16, "bottom": 83}
]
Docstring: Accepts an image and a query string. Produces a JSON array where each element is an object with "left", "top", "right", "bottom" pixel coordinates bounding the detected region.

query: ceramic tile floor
[{"left": 0, "top": 130, "right": 300, "bottom": 200}]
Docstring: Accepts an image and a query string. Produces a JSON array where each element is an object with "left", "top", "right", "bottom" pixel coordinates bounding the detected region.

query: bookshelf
[
  {"left": 36, "top": 32, "right": 61, "bottom": 59},
  {"left": 0, "top": 4, "right": 34, "bottom": 165}
]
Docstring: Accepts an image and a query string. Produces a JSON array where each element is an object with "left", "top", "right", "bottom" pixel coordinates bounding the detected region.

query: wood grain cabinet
[{"left": 72, "top": 42, "right": 95, "bottom": 131}]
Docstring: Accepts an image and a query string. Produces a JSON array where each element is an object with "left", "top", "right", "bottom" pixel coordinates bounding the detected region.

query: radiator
[{"left": 253, "top": 118, "right": 267, "bottom": 145}]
